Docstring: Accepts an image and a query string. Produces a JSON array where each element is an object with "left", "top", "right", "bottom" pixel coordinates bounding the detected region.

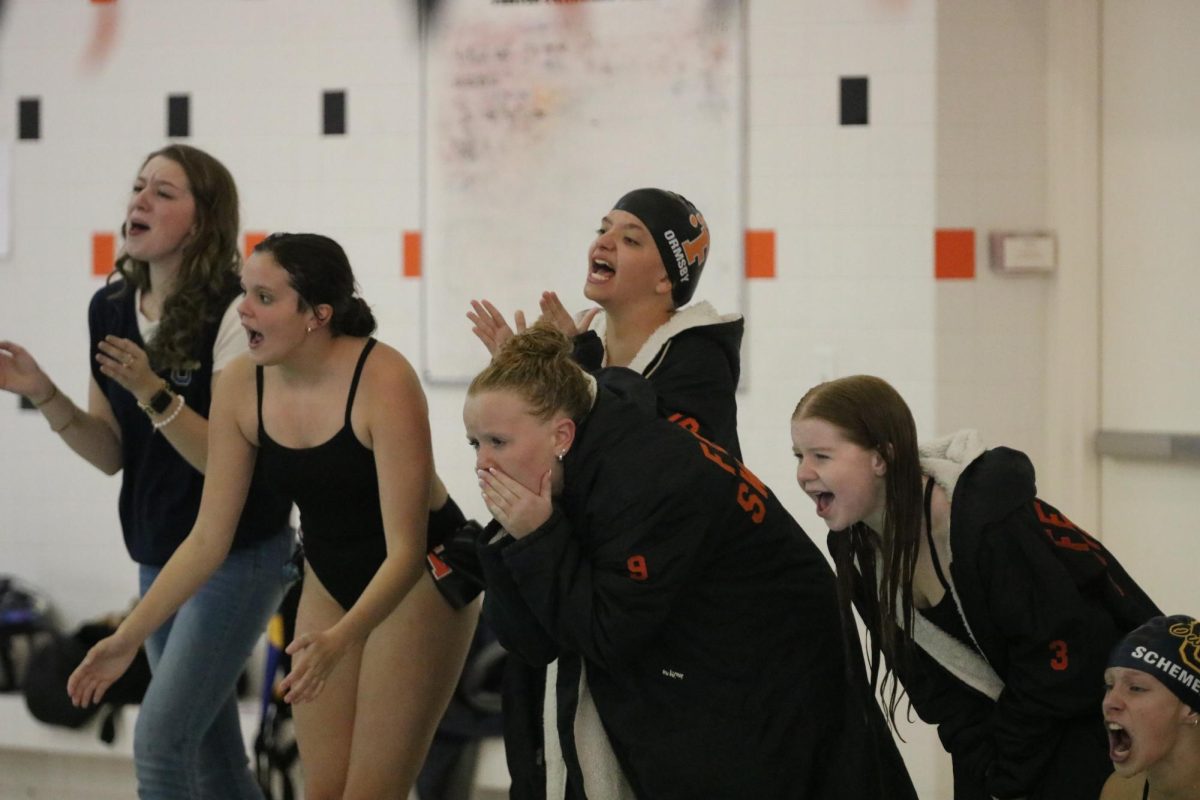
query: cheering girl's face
[
  {"left": 237, "top": 250, "right": 323, "bottom": 365},
  {"left": 583, "top": 210, "right": 672, "bottom": 311},
  {"left": 791, "top": 415, "right": 888, "bottom": 533},
  {"left": 1103, "top": 666, "right": 1197, "bottom": 777},
  {"left": 124, "top": 155, "right": 197, "bottom": 270}
]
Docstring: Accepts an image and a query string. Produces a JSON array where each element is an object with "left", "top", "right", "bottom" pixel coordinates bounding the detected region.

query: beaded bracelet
[{"left": 152, "top": 394, "right": 186, "bottom": 431}]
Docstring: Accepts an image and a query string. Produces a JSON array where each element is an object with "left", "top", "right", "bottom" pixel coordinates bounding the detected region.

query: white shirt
[{"left": 135, "top": 291, "right": 246, "bottom": 373}]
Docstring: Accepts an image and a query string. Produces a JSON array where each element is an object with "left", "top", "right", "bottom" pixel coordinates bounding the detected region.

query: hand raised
[
  {"left": 538, "top": 292, "right": 599, "bottom": 338},
  {"left": 95, "top": 336, "right": 161, "bottom": 403},
  {"left": 0, "top": 340, "right": 54, "bottom": 402},
  {"left": 467, "top": 300, "right": 527, "bottom": 357}
]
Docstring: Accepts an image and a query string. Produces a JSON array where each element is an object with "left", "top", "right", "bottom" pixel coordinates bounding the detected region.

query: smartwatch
[{"left": 139, "top": 382, "right": 176, "bottom": 416}]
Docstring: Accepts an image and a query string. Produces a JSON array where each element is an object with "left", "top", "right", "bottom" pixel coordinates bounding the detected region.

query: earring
[
  {"left": 556, "top": 451, "right": 565, "bottom": 462},
  {"left": 306, "top": 326, "right": 313, "bottom": 334}
]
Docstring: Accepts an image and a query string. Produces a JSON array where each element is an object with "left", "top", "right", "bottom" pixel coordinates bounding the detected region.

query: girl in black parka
[
  {"left": 468, "top": 187, "right": 744, "bottom": 458},
  {"left": 464, "top": 326, "right": 916, "bottom": 800},
  {"left": 791, "top": 374, "right": 1162, "bottom": 800}
]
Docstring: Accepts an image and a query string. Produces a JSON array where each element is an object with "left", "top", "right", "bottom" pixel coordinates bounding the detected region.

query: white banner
[{"left": 421, "top": 0, "right": 744, "bottom": 382}]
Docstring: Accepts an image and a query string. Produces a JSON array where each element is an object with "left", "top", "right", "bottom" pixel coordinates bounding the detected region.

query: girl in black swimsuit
[
  {"left": 69, "top": 232, "right": 479, "bottom": 798},
  {"left": 790, "top": 374, "right": 1161, "bottom": 800}
]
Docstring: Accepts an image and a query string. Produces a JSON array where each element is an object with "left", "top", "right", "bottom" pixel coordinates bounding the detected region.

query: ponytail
[{"left": 333, "top": 295, "right": 376, "bottom": 337}]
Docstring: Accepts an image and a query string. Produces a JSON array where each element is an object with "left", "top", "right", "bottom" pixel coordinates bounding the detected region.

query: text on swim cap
[
  {"left": 1130, "top": 645, "right": 1200, "bottom": 695},
  {"left": 663, "top": 229, "right": 691, "bottom": 283},
  {"left": 661, "top": 213, "right": 710, "bottom": 286}
]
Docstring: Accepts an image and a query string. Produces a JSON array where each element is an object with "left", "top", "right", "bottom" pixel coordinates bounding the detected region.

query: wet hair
[
  {"left": 252, "top": 233, "right": 376, "bottom": 337},
  {"left": 112, "top": 144, "right": 241, "bottom": 370},
  {"left": 468, "top": 323, "right": 592, "bottom": 423},
  {"left": 793, "top": 374, "right": 923, "bottom": 730}
]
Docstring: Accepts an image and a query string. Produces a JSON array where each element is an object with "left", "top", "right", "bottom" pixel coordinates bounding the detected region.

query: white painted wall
[
  {"left": 1042, "top": 0, "right": 1101, "bottom": 532},
  {"left": 1098, "top": 0, "right": 1200, "bottom": 617},
  {"left": 934, "top": 0, "right": 1049, "bottom": 468}
]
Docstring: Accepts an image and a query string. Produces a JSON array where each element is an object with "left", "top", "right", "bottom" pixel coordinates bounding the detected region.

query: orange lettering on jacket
[
  {"left": 698, "top": 439, "right": 737, "bottom": 476},
  {"left": 667, "top": 412, "right": 701, "bottom": 435},
  {"left": 737, "top": 483, "right": 766, "bottom": 524},
  {"left": 1035, "top": 500, "right": 1107, "bottom": 562}
]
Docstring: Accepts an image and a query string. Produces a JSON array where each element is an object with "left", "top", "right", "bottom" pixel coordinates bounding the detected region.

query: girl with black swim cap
[
  {"left": 1101, "top": 614, "right": 1200, "bottom": 800},
  {"left": 469, "top": 187, "right": 744, "bottom": 456}
]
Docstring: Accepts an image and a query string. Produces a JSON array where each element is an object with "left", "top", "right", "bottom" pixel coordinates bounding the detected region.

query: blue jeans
[{"left": 135, "top": 527, "right": 296, "bottom": 800}]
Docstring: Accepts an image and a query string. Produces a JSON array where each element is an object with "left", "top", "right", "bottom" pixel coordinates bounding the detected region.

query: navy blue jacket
[{"left": 88, "top": 281, "right": 290, "bottom": 565}]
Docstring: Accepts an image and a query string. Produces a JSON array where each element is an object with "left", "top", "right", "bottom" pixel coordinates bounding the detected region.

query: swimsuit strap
[
  {"left": 343, "top": 338, "right": 377, "bottom": 427},
  {"left": 923, "top": 478, "right": 951, "bottom": 592}
]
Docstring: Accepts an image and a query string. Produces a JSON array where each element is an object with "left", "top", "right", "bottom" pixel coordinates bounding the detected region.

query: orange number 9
[{"left": 627, "top": 555, "right": 649, "bottom": 581}]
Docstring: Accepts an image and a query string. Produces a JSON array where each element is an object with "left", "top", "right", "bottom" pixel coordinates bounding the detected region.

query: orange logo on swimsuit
[{"left": 1168, "top": 618, "right": 1200, "bottom": 673}]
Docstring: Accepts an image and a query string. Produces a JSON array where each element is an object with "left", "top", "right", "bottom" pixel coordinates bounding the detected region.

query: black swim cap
[
  {"left": 612, "top": 188, "right": 709, "bottom": 307},
  {"left": 1108, "top": 614, "right": 1200, "bottom": 713}
]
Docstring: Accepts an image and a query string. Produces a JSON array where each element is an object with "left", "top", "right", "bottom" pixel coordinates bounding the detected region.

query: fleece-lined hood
[
  {"left": 591, "top": 300, "right": 743, "bottom": 382},
  {"left": 918, "top": 428, "right": 986, "bottom": 500},
  {"left": 577, "top": 300, "right": 744, "bottom": 457}
]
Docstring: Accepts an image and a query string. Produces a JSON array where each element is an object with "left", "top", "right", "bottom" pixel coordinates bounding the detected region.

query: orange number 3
[{"left": 1049, "top": 639, "right": 1069, "bottom": 671}]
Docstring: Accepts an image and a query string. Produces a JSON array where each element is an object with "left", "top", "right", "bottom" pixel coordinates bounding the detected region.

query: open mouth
[
  {"left": 246, "top": 327, "right": 264, "bottom": 348},
  {"left": 1107, "top": 722, "right": 1133, "bottom": 764},
  {"left": 127, "top": 221, "right": 150, "bottom": 235},
  {"left": 812, "top": 491, "right": 834, "bottom": 517},
  {"left": 589, "top": 259, "right": 615, "bottom": 281}
]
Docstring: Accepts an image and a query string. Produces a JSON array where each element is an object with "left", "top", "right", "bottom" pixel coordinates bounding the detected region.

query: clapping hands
[{"left": 467, "top": 292, "right": 599, "bottom": 357}]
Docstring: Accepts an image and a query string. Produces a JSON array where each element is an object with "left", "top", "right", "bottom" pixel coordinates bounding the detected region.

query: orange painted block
[
  {"left": 244, "top": 231, "right": 267, "bottom": 258},
  {"left": 935, "top": 228, "right": 975, "bottom": 279},
  {"left": 403, "top": 231, "right": 422, "bottom": 278},
  {"left": 92, "top": 232, "right": 115, "bottom": 277},
  {"left": 744, "top": 229, "right": 776, "bottom": 279}
]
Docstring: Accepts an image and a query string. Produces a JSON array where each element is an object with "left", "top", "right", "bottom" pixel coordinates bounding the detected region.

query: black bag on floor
[
  {"left": 22, "top": 620, "right": 152, "bottom": 744},
  {"left": 0, "top": 575, "right": 56, "bottom": 693}
]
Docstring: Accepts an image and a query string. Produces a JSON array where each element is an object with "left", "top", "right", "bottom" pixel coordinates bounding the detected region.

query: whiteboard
[{"left": 421, "top": 0, "right": 744, "bottom": 382}]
